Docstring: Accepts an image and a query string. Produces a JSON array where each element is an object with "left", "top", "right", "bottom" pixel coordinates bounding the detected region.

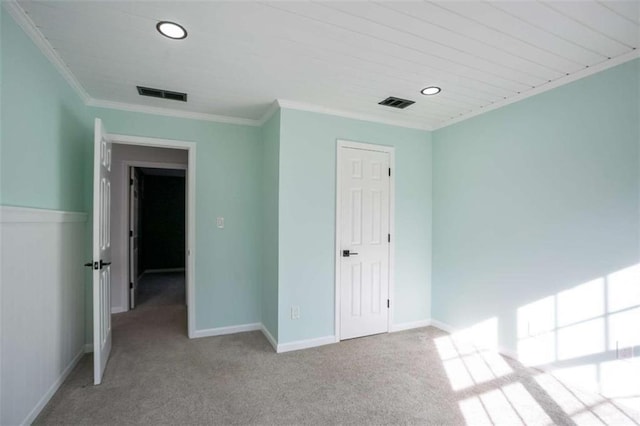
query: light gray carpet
[
  {"left": 35, "top": 273, "right": 639, "bottom": 425},
  {"left": 135, "top": 271, "right": 185, "bottom": 307}
]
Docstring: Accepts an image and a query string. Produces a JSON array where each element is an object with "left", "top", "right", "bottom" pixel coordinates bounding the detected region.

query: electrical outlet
[
  {"left": 291, "top": 306, "right": 300, "bottom": 320},
  {"left": 618, "top": 346, "right": 633, "bottom": 360},
  {"left": 216, "top": 217, "right": 224, "bottom": 229}
]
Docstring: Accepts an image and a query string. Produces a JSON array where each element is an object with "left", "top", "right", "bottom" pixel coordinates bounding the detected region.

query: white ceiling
[{"left": 14, "top": 1, "right": 640, "bottom": 129}]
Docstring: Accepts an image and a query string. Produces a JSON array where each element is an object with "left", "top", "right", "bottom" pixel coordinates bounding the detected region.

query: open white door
[
  {"left": 129, "top": 167, "right": 140, "bottom": 309},
  {"left": 93, "top": 118, "right": 113, "bottom": 385}
]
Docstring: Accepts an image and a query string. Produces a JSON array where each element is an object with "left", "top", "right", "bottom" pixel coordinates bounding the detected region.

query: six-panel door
[{"left": 340, "top": 147, "right": 390, "bottom": 340}]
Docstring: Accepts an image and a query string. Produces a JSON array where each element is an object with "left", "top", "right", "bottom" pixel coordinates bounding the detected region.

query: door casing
[
  {"left": 335, "top": 139, "right": 395, "bottom": 341},
  {"left": 108, "top": 133, "right": 197, "bottom": 339}
]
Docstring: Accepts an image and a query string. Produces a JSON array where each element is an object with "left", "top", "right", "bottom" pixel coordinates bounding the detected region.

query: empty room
[{"left": 1, "top": 1, "right": 639, "bottom": 425}]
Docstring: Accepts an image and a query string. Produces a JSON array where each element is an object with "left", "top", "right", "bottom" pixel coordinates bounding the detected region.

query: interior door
[
  {"left": 129, "top": 167, "right": 140, "bottom": 309},
  {"left": 93, "top": 118, "right": 112, "bottom": 385},
  {"left": 340, "top": 146, "right": 390, "bottom": 340}
]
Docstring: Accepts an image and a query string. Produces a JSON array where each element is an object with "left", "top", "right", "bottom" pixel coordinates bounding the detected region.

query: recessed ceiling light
[
  {"left": 156, "top": 21, "right": 187, "bottom": 39},
  {"left": 421, "top": 86, "right": 441, "bottom": 96}
]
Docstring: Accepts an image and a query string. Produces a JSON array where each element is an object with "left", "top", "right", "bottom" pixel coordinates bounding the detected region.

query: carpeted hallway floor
[{"left": 35, "top": 272, "right": 639, "bottom": 425}]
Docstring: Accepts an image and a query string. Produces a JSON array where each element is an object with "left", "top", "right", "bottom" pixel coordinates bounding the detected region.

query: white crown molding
[
  {"left": 276, "top": 99, "right": 433, "bottom": 131},
  {"left": 4, "top": 2, "right": 265, "bottom": 127},
  {"left": 3, "top": 1, "right": 91, "bottom": 103},
  {"left": 433, "top": 50, "right": 640, "bottom": 131},
  {"left": 257, "top": 100, "right": 281, "bottom": 126},
  {"left": 87, "top": 99, "right": 262, "bottom": 127},
  {"left": 0, "top": 205, "right": 88, "bottom": 223},
  {"left": 7, "top": 0, "right": 637, "bottom": 134}
]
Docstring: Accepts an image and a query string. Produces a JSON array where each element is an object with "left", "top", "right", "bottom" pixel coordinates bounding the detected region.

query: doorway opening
[
  {"left": 109, "top": 144, "right": 189, "bottom": 322},
  {"left": 126, "top": 166, "right": 187, "bottom": 310},
  {"left": 93, "top": 119, "right": 196, "bottom": 384},
  {"left": 130, "top": 166, "right": 187, "bottom": 309}
]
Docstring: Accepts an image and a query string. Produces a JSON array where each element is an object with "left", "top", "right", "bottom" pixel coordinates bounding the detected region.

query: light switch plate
[{"left": 216, "top": 217, "right": 224, "bottom": 228}]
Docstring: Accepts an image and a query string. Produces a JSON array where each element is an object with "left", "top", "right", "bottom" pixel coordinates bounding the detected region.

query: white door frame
[
  {"left": 119, "top": 160, "right": 188, "bottom": 313},
  {"left": 335, "top": 139, "right": 395, "bottom": 341},
  {"left": 109, "top": 133, "right": 197, "bottom": 339}
]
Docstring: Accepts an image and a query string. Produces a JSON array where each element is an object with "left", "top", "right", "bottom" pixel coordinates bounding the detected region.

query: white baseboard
[
  {"left": 429, "top": 318, "right": 456, "bottom": 334},
  {"left": 192, "top": 322, "right": 334, "bottom": 353},
  {"left": 277, "top": 335, "right": 338, "bottom": 353},
  {"left": 192, "top": 322, "right": 262, "bottom": 338},
  {"left": 21, "top": 347, "right": 84, "bottom": 425},
  {"left": 390, "top": 319, "right": 432, "bottom": 332},
  {"left": 111, "top": 306, "right": 127, "bottom": 314},
  {"left": 260, "top": 325, "right": 278, "bottom": 352},
  {"left": 429, "top": 318, "right": 519, "bottom": 360}
]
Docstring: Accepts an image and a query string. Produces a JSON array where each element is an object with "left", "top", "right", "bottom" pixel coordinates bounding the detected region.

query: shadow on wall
[
  {"left": 56, "top": 103, "right": 92, "bottom": 211},
  {"left": 53, "top": 103, "right": 94, "bottom": 346},
  {"left": 437, "top": 263, "right": 640, "bottom": 423}
]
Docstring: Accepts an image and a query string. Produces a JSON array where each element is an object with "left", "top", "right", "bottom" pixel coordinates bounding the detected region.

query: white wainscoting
[{"left": 1, "top": 206, "right": 87, "bottom": 425}]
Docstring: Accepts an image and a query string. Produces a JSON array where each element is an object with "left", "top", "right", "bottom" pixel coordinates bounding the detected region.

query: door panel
[
  {"left": 340, "top": 147, "right": 390, "bottom": 340},
  {"left": 93, "top": 118, "right": 112, "bottom": 385}
]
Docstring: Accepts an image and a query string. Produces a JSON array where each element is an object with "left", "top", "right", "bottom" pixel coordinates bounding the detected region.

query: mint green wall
[
  {"left": 433, "top": 59, "right": 640, "bottom": 352},
  {"left": 260, "top": 110, "right": 280, "bottom": 340},
  {"left": 1, "top": 5, "right": 3, "bottom": 166},
  {"left": 1, "top": 10, "right": 90, "bottom": 423},
  {"left": 89, "top": 107, "right": 263, "bottom": 334},
  {"left": 278, "top": 109, "right": 432, "bottom": 344},
  {"left": 1, "top": 12, "right": 91, "bottom": 211}
]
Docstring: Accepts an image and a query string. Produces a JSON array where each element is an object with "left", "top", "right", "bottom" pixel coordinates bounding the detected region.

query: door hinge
[
  {"left": 388, "top": 234, "right": 390, "bottom": 243},
  {"left": 387, "top": 299, "right": 390, "bottom": 308},
  {"left": 130, "top": 230, "right": 133, "bottom": 237},
  {"left": 130, "top": 178, "right": 133, "bottom": 185},
  {"left": 129, "top": 282, "right": 133, "bottom": 289},
  {"left": 388, "top": 168, "right": 391, "bottom": 177}
]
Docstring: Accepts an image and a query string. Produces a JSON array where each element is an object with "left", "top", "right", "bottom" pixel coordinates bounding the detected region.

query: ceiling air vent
[
  {"left": 378, "top": 96, "right": 415, "bottom": 109},
  {"left": 136, "top": 86, "right": 187, "bottom": 102}
]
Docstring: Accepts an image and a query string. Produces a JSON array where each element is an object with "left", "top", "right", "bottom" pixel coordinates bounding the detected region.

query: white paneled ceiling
[{"left": 14, "top": 1, "right": 640, "bottom": 129}]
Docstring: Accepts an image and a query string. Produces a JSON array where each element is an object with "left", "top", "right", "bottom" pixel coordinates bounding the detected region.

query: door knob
[
  {"left": 342, "top": 250, "right": 359, "bottom": 257},
  {"left": 84, "top": 260, "right": 111, "bottom": 269}
]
